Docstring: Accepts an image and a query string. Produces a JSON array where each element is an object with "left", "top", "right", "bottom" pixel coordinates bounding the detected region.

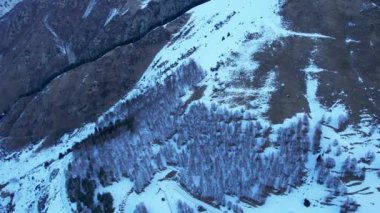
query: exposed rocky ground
[{"left": 0, "top": 0, "right": 379, "bottom": 212}]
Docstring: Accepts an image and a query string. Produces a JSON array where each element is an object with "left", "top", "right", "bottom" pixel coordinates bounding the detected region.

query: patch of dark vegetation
[
  {"left": 97, "top": 167, "right": 108, "bottom": 187},
  {"left": 66, "top": 61, "right": 205, "bottom": 199},
  {"left": 50, "top": 168, "right": 59, "bottom": 181},
  {"left": 303, "top": 198, "right": 311, "bottom": 207},
  {"left": 341, "top": 197, "right": 360, "bottom": 212},
  {"left": 159, "top": 170, "right": 177, "bottom": 181},
  {"left": 38, "top": 193, "right": 49, "bottom": 212},
  {"left": 72, "top": 117, "right": 134, "bottom": 151},
  {"left": 315, "top": 154, "right": 349, "bottom": 197},
  {"left": 156, "top": 60, "right": 169, "bottom": 69},
  {"left": 256, "top": 140, "right": 271, "bottom": 153},
  {"left": 312, "top": 124, "right": 322, "bottom": 154},
  {"left": 96, "top": 192, "right": 114, "bottom": 213},
  {"left": 178, "top": 47, "right": 198, "bottom": 61},
  {"left": 341, "top": 157, "right": 365, "bottom": 183},
  {"left": 177, "top": 115, "right": 308, "bottom": 207},
  {"left": 161, "top": 46, "right": 198, "bottom": 74},
  {"left": 134, "top": 202, "right": 148, "bottom": 213},
  {"left": 180, "top": 24, "right": 195, "bottom": 40},
  {"left": 44, "top": 160, "right": 54, "bottom": 169},
  {"left": 243, "top": 32, "right": 262, "bottom": 42},
  {"left": 65, "top": 62, "right": 311, "bottom": 210},
  {"left": 1, "top": 192, "right": 15, "bottom": 212},
  {"left": 67, "top": 176, "right": 114, "bottom": 212},
  {"left": 213, "top": 11, "right": 237, "bottom": 31},
  {"left": 359, "top": 151, "right": 375, "bottom": 165},
  {"left": 0, "top": 182, "right": 8, "bottom": 191},
  {"left": 210, "top": 60, "right": 225, "bottom": 72},
  {"left": 177, "top": 200, "right": 194, "bottom": 213},
  {"left": 197, "top": 205, "right": 207, "bottom": 212}
]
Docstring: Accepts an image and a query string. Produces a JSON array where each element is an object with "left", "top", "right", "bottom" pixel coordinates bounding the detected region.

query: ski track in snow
[{"left": 1, "top": 0, "right": 379, "bottom": 212}]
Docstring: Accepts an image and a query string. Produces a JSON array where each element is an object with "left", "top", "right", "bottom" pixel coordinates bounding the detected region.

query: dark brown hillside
[
  {"left": 0, "top": 0, "right": 197, "bottom": 151},
  {"left": 278, "top": 0, "right": 380, "bottom": 123}
]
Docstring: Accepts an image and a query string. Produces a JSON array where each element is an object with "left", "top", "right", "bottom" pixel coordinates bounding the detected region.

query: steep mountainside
[
  {"left": 0, "top": 0, "right": 379, "bottom": 212},
  {"left": 0, "top": 0, "right": 205, "bottom": 150}
]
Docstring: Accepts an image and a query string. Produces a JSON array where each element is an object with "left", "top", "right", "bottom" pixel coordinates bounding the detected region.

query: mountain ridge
[{"left": 0, "top": 0, "right": 379, "bottom": 212}]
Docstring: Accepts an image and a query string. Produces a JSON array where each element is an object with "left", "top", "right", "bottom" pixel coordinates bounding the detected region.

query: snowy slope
[
  {"left": 109, "top": 0, "right": 333, "bottom": 124},
  {"left": 0, "top": 0, "right": 379, "bottom": 212},
  {"left": 90, "top": 0, "right": 380, "bottom": 212},
  {"left": 0, "top": 124, "right": 95, "bottom": 212}
]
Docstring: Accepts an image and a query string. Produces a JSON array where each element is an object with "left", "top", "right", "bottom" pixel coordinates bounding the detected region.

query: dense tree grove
[
  {"left": 177, "top": 200, "right": 194, "bottom": 213},
  {"left": 341, "top": 157, "right": 365, "bottom": 182},
  {"left": 66, "top": 61, "right": 313, "bottom": 210},
  {"left": 172, "top": 104, "right": 309, "bottom": 205},
  {"left": 133, "top": 203, "right": 148, "bottom": 213},
  {"left": 340, "top": 197, "right": 359, "bottom": 212}
]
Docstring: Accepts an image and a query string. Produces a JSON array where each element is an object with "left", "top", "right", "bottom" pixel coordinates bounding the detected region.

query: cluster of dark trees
[
  {"left": 315, "top": 156, "right": 347, "bottom": 196},
  {"left": 341, "top": 157, "right": 365, "bottom": 182},
  {"left": 341, "top": 197, "right": 359, "bottom": 212},
  {"left": 66, "top": 177, "right": 114, "bottom": 212},
  {"left": 133, "top": 203, "right": 148, "bottom": 213},
  {"left": 65, "top": 60, "right": 356, "bottom": 211},
  {"left": 163, "top": 104, "right": 309, "bottom": 206},
  {"left": 66, "top": 61, "right": 205, "bottom": 209},
  {"left": 177, "top": 200, "right": 194, "bottom": 213},
  {"left": 313, "top": 134, "right": 370, "bottom": 209}
]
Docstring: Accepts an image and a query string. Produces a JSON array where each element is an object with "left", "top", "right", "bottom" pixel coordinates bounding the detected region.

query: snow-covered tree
[
  {"left": 177, "top": 201, "right": 194, "bottom": 213},
  {"left": 312, "top": 124, "right": 322, "bottom": 154},
  {"left": 362, "top": 151, "right": 375, "bottom": 164},
  {"left": 341, "top": 197, "right": 359, "bottom": 212},
  {"left": 134, "top": 203, "right": 148, "bottom": 213}
]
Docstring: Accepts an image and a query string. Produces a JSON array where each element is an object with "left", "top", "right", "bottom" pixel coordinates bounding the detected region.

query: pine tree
[
  {"left": 312, "top": 124, "right": 322, "bottom": 154},
  {"left": 134, "top": 203, "right": 148, "bottom": 213}
]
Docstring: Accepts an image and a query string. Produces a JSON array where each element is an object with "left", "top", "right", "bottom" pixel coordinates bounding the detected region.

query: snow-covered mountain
[{"left": 0, "top": 0, "right": 379, "bottom": 212}]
